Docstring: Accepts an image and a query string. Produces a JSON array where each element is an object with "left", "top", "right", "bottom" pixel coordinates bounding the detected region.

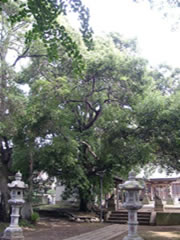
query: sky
[{"left": 80, "top": 0, "right": 180, "bottom": 68}]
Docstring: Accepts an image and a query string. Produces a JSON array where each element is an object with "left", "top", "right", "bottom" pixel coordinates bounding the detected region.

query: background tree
[
  {"left": 133, "top": 62, "right": 180, "bottom": 174},
  {"left": 0, "top": 2, "right": 28, "bottom": 220}
]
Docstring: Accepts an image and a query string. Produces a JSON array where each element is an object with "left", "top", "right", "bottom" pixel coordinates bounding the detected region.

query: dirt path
[
  {"left": 24, "top": 218, "right": 180, "bottom": 240},
  {"left": 24, "top": 218, "right": 108, "bottom": 240}
]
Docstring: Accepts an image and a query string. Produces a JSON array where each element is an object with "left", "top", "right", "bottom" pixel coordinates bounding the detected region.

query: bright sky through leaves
[{"left": 82, "top": 0, "right": 180, "bottom": 68}]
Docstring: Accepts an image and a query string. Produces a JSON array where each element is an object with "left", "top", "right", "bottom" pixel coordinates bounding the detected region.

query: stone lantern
[
  {"left": 119, "top": 170, "right": 144, "bottom": 240},
  {"left": 2, "top": 171, "right": 28, "bottom": 240}
]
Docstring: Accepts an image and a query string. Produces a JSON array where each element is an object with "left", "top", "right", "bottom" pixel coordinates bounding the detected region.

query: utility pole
[{"left": 96, "top": 170, "right": 106, "bottom": 222}]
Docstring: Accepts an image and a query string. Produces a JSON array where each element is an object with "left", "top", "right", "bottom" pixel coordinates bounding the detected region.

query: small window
[{"left": 17, "top": 191, "right": 21, "bottom": 195}]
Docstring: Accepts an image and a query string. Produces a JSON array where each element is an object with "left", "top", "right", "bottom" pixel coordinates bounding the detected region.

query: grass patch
[
  {"left": 19, "top": 219, "right": 34, "bottom": 228},
  {"left": 34, "top": 204, "right": 60, "bottom": 210},
  {"left": 34, "top": 201, "right": 78, "bottom": 211},
  {"left": 0, "top": 222, "right": 8, "bottom": 232}
]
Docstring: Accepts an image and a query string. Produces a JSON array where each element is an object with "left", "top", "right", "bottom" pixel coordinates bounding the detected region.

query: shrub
[
  {"left": 30, "top": 212, "right": 40, "bottom": 224},
  {"left": 19, "top": 219, "right": 32, "bottom": 227}
]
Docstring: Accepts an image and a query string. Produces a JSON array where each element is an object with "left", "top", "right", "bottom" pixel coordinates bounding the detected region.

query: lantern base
[
  {"left": 123, "top": 235, "right": 143, "bottom": 240},
  {"left": 1, "top": 226, "right": 24, "bottom": 240}
]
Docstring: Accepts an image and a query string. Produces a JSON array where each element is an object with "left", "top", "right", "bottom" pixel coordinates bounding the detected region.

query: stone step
[
  {"left": 108, "top": 217, "right": 127, "bottom": 221},
  {"left": 110, "top": 214, "right": 150, "bottom": 217},
  {"left": 109, "top": 216, "right": 127, "bottom": 219},
  {"left": 110, "top": 212, "right": 151, "bottom": 216},
  {"left": 106, "top": 211, "right": 151, "bottom": 225},
  {"left": 106, "top": 220, "right": 127, "bottom": 224},
  {"left": 109, "top": 216, "right": 150, "bottom": 220}
]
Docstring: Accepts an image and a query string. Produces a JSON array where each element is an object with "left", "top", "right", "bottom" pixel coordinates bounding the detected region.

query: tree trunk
[
  {"left": 79, "top": 197, "right": 88, "bottom": 212},
  {"left": 78, "top": 144, "right": 94, "bottom": 212},
  {"left": 0, "top": 137, "right": 12, "bottom": 222},
  {"left": 21, "top": 149, "right": 34, "bottom": 220},
  {"left": 22, "top": 149, "right": 34, "bottom": 220},
  {"left": 0, "top": 165, "right": 10, "bottom": 221},
  {"left": 21, "top": 150, "right": 34, "bottom": 220},
  {"left": 21, "top": 202, "right": 33, "bottom": 220},
  {"left": 79, "top": 189, "right": 93, "bottom": 212}
]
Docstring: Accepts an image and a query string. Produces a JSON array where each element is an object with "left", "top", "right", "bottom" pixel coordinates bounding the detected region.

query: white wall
[{"left": 55, "top": 183, "right": 65, "bottom": 202}]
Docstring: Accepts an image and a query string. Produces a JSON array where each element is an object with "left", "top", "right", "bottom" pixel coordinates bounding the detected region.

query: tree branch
[
  {"left": 12, "top": 47, "right": 48, "bottom": 67},
  {"left": 12, "top": 47, "right": 29, "bottom": 66},
  {"left": 81, "top": 140, "right": 99, "bottom": 160},
  {"left": 83, "top": 105, "right": 102, "bottom": 131}
]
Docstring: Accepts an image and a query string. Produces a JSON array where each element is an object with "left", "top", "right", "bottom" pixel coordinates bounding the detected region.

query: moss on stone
[{"left": 156, "top": 212, "right": 180, "bottom": 225}]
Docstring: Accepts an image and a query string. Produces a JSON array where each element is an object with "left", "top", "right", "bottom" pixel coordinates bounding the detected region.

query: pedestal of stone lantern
[
  {"left": 119, "top": 170, "right": 144, "bottom": 240},
  {"left": 166, "top": 187, "right": 174, "bottom": 205},
  {"left": 1, "top": 172, "right": 28, "bottom": 240}
]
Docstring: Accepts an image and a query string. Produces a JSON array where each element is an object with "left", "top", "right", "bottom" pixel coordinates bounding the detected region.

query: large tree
[
  {"left": 12, "top": 33, "right": 154, "bottom": 211},
  {"left": 3, "top": 0, "right": 180, "bottom": 217}
]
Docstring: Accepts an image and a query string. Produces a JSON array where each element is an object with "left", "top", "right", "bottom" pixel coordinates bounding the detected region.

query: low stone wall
[{"left": 156, "top": 212, "right": 180, "bottom": 225}]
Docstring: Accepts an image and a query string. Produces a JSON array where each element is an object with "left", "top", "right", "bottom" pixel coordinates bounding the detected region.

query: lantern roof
[
  {"left": 120, "top": 170, "right": 144, "bottom": 190},
  {"left": 8, "top": 171, "right": 28, "bottom": 189}
]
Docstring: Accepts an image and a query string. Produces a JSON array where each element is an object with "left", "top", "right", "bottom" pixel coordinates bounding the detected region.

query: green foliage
[
  {"left": 19, "top": 212, "right": 39, "bottom": 226},
  {"left": 1, "top": 0, "right": 93, "bottom": 74},
  {"left": 0, "top": 223, "right": 8, "bottom": 232},
  {"left": 133, "top": 76, "right": 180, "bottom": 173},
  {"left": 19, "top": 219, "right": 33, "bottom": 227},
  {"left": 30, "top": 212, "right": 40, "bottom": 224}
]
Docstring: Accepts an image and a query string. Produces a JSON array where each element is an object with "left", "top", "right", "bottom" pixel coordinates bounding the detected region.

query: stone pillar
[
  {"left": 128, "top": 210, "right": 138, "bottom": 237},
  {"left": 119, "top": 170, "right": 144, "bottom": 240},
  {"left": 52, "top": 194, "right": 56, "bottom": 205},
  {"left": 154, "top": 193, "right": 164, "bottom": 212},
  {"left": 116, "top": 188, "right": 120, "bottom": 210},
  {"left": 142, "top": 187, "right": 150, "bottom": 205},
  {"left": 1, "top": 172, "right": 28, "bottom": 240},
  {"left": 115, "top": 185, "right": 119, "bottom": 210},
  {"left": 166, "top": 186, "right": 174, "bottom": 205},
  {"left": 150, "top": 185, "right": 153, "bottom": 201}
]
